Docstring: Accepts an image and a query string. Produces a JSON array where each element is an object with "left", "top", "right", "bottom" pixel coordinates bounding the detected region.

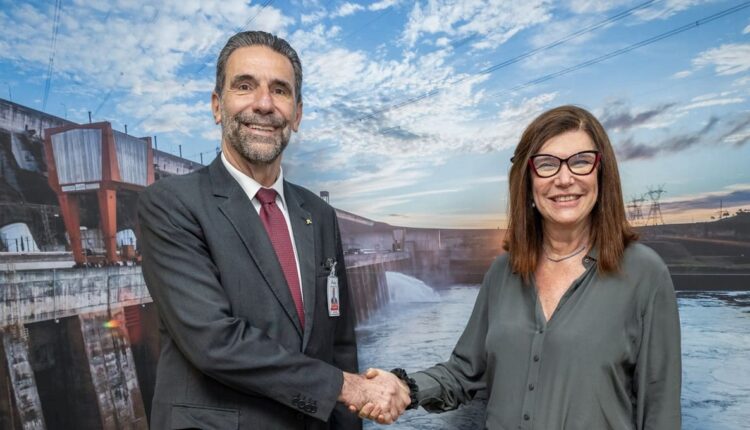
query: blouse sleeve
[
  {"left": 635, "top": 265, "right": 682, "bottom": 430},
  {"left": 410, "top": 264, "right": 493, "bottom": 412}
]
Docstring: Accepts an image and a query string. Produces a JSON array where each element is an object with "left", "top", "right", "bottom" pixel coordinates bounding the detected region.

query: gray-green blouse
[{"left": 412, "top": 243, "right": 681, "bottom": 430}]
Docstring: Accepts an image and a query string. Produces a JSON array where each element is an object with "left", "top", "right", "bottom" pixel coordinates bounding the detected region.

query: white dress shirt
[{"left": 221, "top": 152, "right": 303, "bottom": 301}]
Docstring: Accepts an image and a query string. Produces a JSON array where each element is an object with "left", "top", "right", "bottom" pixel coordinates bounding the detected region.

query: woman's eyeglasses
[{"left": 528, "top": 150, "right": 601, "bottom": 178}]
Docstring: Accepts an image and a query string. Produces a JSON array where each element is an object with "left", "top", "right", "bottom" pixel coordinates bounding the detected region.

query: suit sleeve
[
  {"left": 635, "top": 266, "right": 682, "bottom": 430},
  {"left": 138, "top": 184, "right": 344, "bottom": 422},
  {"left": 329, "top": 212, "right": 363, "bottom": 429}
]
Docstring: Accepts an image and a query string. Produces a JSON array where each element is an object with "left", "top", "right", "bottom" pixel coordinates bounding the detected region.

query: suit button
[{"left": 296, "top": 413, "right": 304, "bottom": 420}]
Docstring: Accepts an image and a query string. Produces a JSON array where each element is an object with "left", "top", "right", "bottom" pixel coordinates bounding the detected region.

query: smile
[
  {"left": 244, "top": 123, "right": 277, "bottom": 132},
  {"left": 551, "top": 194, "right": 581, "bottom": 202}
]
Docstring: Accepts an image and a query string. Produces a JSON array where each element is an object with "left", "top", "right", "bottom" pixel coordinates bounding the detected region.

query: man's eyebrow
[
  {"left": 229, "top": 74, "right": 293, "bottom": 93},
  {"left": 269, "top": 78, "right": 293, "bottom": 92},
  {"left": 229, "top": 74, "right": 257, "bottom": 87}
]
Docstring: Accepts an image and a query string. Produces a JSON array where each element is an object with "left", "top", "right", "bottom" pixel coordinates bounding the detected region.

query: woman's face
[{"left": 531, "top": 129, "right": 599, "bottom": 232}]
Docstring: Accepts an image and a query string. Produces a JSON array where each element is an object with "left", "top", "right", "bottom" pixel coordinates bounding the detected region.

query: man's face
[{"left": 212, "top": 45, "right": 302, "bottom": 165}]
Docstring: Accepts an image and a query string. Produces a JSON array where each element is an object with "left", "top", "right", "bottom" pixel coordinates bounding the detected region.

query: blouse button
[
  {"left": 523, "top": 414, "right": 530, "bottom": 421},
  {"left": 533, "top": 355, "right": 540, "bottom": 362}
]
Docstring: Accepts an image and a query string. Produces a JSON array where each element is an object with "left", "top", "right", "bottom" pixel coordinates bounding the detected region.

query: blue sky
[{"left": 1, "top": 0, "right": 749, "bottom": 228}]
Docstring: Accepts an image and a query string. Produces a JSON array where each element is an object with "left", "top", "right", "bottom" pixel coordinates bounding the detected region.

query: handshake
[{"left": 338, "top": 368, "right": 414, "bottom": 425}]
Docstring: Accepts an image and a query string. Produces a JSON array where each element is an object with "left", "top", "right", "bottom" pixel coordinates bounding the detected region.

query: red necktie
[{"left": 256, "top": 188, "right": 304, "bottom": 327}]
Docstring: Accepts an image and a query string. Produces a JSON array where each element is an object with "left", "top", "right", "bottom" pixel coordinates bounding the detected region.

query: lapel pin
[{"left": 306, "top": 218, "right": 312, "bottom": 225}]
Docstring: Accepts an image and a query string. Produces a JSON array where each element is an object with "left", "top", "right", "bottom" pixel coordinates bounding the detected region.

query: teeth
[
  {"left": 247, "top": 124, "right": 275, "bottom": 131},
  {"left": 554, "top": 195, "right": 578, "bottom": 202}
]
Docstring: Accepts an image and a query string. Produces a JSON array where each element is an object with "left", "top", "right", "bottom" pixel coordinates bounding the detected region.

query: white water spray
[{"left": 385, "top": 271, "right": 441, "bottom": 303}]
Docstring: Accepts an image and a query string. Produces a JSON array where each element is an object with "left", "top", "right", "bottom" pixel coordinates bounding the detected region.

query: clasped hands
[{"left": 339, "top": 368, "right": 411, "bottom": 425}]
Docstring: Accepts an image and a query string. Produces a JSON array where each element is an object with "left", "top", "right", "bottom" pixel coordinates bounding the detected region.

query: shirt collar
[{"left": 220, "top": 152, "right": 286, "bottom": 208}]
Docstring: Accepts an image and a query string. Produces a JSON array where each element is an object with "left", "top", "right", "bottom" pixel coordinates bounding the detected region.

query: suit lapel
[
  {"left": 209, "top": 158, "right": 303, "bottom": 338},
  {"left": 284, "top": 181, "right": 316, "bottom": 350}
]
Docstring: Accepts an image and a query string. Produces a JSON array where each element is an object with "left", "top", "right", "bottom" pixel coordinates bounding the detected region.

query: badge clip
[{"left": 327, "top": 260, "right": 340, "bottom": 317}]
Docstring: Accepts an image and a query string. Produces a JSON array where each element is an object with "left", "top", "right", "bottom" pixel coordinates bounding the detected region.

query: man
[{"left": 138, "top": 31, "right": 409, "bottom": 429}]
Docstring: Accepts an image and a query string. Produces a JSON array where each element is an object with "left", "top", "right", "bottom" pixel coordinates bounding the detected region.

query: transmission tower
[
  {"left": 645, "top": 185, "right": 666, "bottom": 226},
  {"left": 627, "top": 194, "right": 645, "bottom": 225}
]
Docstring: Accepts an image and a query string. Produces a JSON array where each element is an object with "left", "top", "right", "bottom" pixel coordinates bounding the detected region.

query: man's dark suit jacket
[{"left": 138, "top": 156, "right": 361, "bottom": 429}]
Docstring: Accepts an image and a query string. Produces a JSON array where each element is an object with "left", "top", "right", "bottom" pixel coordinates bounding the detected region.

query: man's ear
[
  {"left": 292, "top": 102, "right": 303, "bottom": 132},
  {"left": 211, "top": 92, "right": 222, "bottom": 125}
]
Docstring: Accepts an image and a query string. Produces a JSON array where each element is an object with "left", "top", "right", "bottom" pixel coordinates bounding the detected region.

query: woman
[{"left": 361, "top": 105, "right": 681, "bottom": 429}]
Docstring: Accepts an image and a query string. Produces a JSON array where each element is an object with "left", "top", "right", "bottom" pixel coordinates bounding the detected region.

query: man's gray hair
[{"left": 214, "top": 31, "right": 303, "bottom": 104}]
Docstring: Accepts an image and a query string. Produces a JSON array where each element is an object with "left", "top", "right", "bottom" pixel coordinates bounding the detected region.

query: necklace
[{"left": 544, "top": 244, "right": 587, "bottom": 262}]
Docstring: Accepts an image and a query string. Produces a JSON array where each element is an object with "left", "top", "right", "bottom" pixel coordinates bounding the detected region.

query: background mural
[{"left": 1, "top": 0, "right": 749, "bottom": 429}]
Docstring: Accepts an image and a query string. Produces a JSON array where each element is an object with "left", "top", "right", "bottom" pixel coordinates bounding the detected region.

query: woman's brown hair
[{"left": 503, "top": 105, "right": 637, "bottom": 282}]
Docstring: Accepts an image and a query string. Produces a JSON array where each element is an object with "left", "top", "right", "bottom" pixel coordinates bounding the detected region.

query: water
[
  {"left": 385, "top": 271, "right": 441, "bottom": 303},
  {"left": 356, "top": 274, "right": 750, "bottom": 429},
  {"left": 679, "top": 291, "right": 750, "bottom": 430}
]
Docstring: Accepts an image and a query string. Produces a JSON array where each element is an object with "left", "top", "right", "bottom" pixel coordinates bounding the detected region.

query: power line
[
  {"left": 236, "top": 0, "right": 275, "bottom": 33},
  {"left": 194, "top": 0, "right": 276, "bottom": 76},
  {"left": 42, "top": 0, "right": 63, "bottom": 111},
  {"left": 375, "top": 0, "right": 750, "bottom": 140},
  {"left": 355, "top": 0, "right": 660, "bottom": 122},
  {"left": 487, "top": 1, "right": 750, "bottom": 100},
  {"left": 340, "top": 6, "right": 393, "bottom": 41},
  {"left": 93, "top": 89, "right": 113, "bottom": 117},
  {"left": 370, "top": 1, "right": 750, "bottom": 141}
]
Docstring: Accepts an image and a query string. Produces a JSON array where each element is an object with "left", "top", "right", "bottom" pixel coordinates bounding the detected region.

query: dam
[{"left": 2, "top": 97, "right": 749, "bottom": 429}]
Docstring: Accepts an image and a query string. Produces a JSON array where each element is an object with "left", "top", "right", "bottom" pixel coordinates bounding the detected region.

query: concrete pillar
[
  {"left": 78, "top": 310, "right": 147, "bottom": 430},
  {"left": 57, "top": 193, "right": 84, "bottom": 265},
  {"left": 0, "top": 326, "right": 46, "bottom": 430},
  {"left": 98, "top": 189, "right": 118, "bottom": 264},
  {"left": 123, "top": 304, "right": 159, "bottom": 424}
]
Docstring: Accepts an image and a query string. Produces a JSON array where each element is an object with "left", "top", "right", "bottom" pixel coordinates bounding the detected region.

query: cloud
[
  {"left": 402, "top": 0, "right": 551, "bottom": 49},
  {"left": 672, "top": 70, "right": 692, "bottom": 79},
  {"left": 332, "top": 2, "right": 365, "bottom": 18},
  {"left": 378, "top": 211, "right": 507, "bottom": 229},
  {"left": 601, "top": 102, "right": 676, "bottom": 132},
  {"left": 632, "top": 0, "right": 714, "bottom": 21},
  {"left": 311, "top": 158, "right": 434, "bottom": 201},
  {"left": 349, "top": 187, "right": 466, "bottom": 213},
  {"left": 464, "top": 175, "right": 508, "bottom": 185},
  {"left": 692, "top": 43, "right": 750, "bottom": 76},
  {"left": 0, "top": 0, "right": 294, "bottom": 139},
  {"left": 677, "top": 97, "right": 744, "bottom": 112},
  {"left": 567, "top": 0, "right": 629, "bottom": 14},
  {"left": 720, "top": 113, "right": 750, "bottom": 146},
  {"left": 615, "top": 116, "right": 719, "bottom": 160},
  {"left": 660, "top": 184, "right": 750, "bottom": 213},
  {"left": 733, "top": 75, "right": 750, "bottom": 87},
  {"left": 301, "top": 10, "right": 326, "bottom": 25},
  {"left": 370, "top": 0, "right": 402, "bottom": 12},
  {"left": 567, "top": 0, "right": 713, "bottom": 21}
]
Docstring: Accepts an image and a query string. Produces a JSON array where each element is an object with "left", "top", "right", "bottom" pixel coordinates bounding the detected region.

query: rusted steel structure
[{"left": 43, "top": 122, "right": 154, "bottom": 264}]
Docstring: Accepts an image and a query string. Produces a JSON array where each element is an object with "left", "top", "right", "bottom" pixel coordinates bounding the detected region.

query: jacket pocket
[{"left": 171, "top": 404, "right": 239, "bottom": 430}]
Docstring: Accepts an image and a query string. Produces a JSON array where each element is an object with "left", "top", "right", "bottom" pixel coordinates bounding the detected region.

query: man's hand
[{"left": 338, "top": 369, "right": 411, "bottom": 425}]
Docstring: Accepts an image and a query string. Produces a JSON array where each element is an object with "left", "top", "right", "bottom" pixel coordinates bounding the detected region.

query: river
[{"left": 356, "top": 273, "right": 750, "bottom": 429}]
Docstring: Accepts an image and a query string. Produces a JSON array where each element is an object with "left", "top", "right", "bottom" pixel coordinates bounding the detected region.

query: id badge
[{"left": 327, "top": 261, "right": 340, "bottom": 317}]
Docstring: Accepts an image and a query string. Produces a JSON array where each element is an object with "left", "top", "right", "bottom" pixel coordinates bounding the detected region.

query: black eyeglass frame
[{"left": 527, "top": 150, "right": 601, "bottom": 178}]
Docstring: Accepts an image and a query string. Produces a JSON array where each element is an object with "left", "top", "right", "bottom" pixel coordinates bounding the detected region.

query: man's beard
[{"left": 221, "top": 105, "right": 292, "bottom": 165}]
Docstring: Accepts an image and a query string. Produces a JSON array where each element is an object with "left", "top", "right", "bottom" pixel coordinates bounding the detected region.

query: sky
[{"left": 1, "top": 0, "right": 749, "bottom": 228}]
